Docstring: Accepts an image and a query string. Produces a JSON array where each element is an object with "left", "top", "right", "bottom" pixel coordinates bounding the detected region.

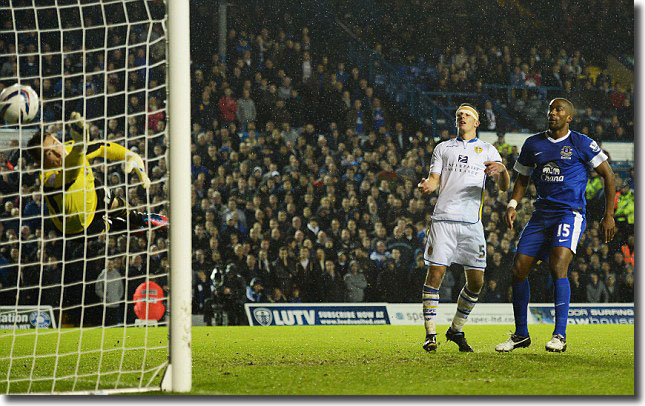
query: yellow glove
[
  {"left": 68, "top": 111, "right": 88, "bottom": 151},
  {"left": 125, "top": 150, "right": 151, "bottom": 189}
]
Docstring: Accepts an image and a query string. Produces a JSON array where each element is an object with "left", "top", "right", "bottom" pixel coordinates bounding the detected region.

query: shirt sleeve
[
  {"left": 86, "top": 142, "right": 128, "bottom": 162},
  {"left": 429, "top": 143, "right": 443, "bottom": 174},
  {"left": 513, "top": 139, "right": 535, "bottom": 176},
  {"left": 488, "top": 144, "right": 503, "bottom": 163},
  {"left": 579, "top": 136, "right": 608, "bottom": 168}
]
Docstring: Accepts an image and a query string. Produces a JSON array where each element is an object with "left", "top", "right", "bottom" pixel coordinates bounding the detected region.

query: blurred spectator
[
  {"left": 246, "top": 277, "right": 267, "bottom": 303},
  {"left": 236, "top": 89, "right": 257, "bottom": 131},
  {"left": 218, "top": 88, "right": 238, "bottom": 128},
  {"left": 268, "top": 287, "right": 288, "bottom": 303},
  {"left": 320, "top": 260, "right": 344, "bottom": 302},
  {"left": 344, "top": 260, "right": 368, "bottom": 302},
  {"left": 620, "top": 235, "right": 634, "bottom": 268},
  {"left": 586, "top": 273, "right": 609, "bottom": 303},
  {"left": 370, "top": 240, "right": 391, "bottom": 269},
  {"left": 376, "top": 259, "right": 398, "bottom": 302},
  {"left": 569, "top": 271, "right": 586, "bottom": 303},
  {"left": 481, "top": 279, "right": 503, "bottom": 303},
  {"left": 494, "top": 132, "right": 512, "bottom": 157},
  {"left": 614, "top": 183, "right": 634, "bottom": 241},
  {"left": 479, "top": 100, "right": 497, "bottom": 131},
  {"left": 193, "top": 267, "right": 211, "bottom": 315},
  {"left": 271, "top": 246, "right": 296, "bottom": 295},
  {"left": 289, "top": 287, "right": 303, "bottom": 303},
  {"left": 94, "top": 258, "right": 124, "bottom": 326},
  {"left": 346, "top": 99, "right": 370, "bottom": 136},
  {"left": 605, "top": 275, "right": 620, "bottom": 303},
  {"left": 619, "top": 274, "right": 634, "bottom": 303}
]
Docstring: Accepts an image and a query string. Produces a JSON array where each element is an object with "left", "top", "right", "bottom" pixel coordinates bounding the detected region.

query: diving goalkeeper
[{"left": 26, "top": 112, "right": 165, "bottom": 236}]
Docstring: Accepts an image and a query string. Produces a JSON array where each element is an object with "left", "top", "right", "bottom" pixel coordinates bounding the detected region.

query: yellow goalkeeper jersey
[{"left": 42, "top": 141, "right": 128, "bottom": 235}]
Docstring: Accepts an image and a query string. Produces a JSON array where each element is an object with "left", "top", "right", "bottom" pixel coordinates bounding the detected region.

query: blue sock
[
  {"left": 553, "top": 277, "right": 571, "bottom": 337},
  {"left": 512, "top": 279, "right": 530, "bottom": 337}
]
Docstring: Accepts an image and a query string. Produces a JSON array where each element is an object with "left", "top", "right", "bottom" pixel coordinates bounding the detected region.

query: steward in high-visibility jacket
[
  {"left": 585, "top": 171, "right": 604, "bottom": 200},
  {"left": 621, "top": 243, "right": 634, "bottom": 268},
  {"left": 615, "top": 187, "right": 634, "bottom": 225}
]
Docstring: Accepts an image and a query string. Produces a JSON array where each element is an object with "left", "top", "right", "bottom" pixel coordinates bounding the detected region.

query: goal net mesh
[{"left": 0, "top": 0, "right": 170, "bottom": 394}]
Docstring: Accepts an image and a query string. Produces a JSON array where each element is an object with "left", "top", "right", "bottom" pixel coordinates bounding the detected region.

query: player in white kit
[{"left": 417, "top": 103, "right": 510, "bottom": 352}]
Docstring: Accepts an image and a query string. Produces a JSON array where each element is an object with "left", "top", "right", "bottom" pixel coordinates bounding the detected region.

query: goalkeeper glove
[
  {"left": 68, "top": 112, "right": 89, "bottom": 150},
  {"left": 125, "top": 150, "right": 151, "bottom": 189}
]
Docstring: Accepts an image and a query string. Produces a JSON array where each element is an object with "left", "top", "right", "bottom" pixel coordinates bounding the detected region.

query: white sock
[
  {"left": 451, "top": 286, "right": 479, "bottom": 332},
  {"left": 422, "top": 284, "right": 440, "bottom": 335}
]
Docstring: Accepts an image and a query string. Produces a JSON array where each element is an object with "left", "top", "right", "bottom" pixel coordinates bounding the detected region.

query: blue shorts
[{"left": 516, "top": 210, "right": 586, "bottom": 260}]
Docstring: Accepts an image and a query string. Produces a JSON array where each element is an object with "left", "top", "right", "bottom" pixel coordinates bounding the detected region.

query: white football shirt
[{"left": 429, "top": 137, "right": 503, "bottom": 223}]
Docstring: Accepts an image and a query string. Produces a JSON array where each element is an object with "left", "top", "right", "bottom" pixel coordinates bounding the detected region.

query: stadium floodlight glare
[{"left": 0, "top": 0, "right": 191, "bottom": 394}]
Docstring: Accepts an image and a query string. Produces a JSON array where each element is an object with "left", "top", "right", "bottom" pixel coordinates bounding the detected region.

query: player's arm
[
  {"left": 505, "top": 174, "right": 529, "bottom": 230},
  {"left": 582, "top": 137, "right": 615, "bottom": 243},
  {"left": 594, "top": 160, "right": 616, "bottom": 243},
  {"left": 484, "top": 161, "right": 510, "bottom": 191},
  {"left": 418, "top": 143, "right": 443, "bottom": 194},
  {"left": 505, "top": 140, "right": 536, "bottom": 229},
  {"left": 86, "top": 141, "right": 151, "bottom": 189},
  {"left": 417, "top": 172, "right": 440, "bottom": 194},
  {"left": 53, "top": 112, "right": 89, "bottom": 185},
  {"left": 498, "top": 167, "right": 510, "bottom": 191},
  {"left": 484, "top": 145, "right": 510, "bottom": 191}
]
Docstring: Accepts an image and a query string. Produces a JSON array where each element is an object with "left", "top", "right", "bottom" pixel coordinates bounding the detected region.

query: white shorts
[{"left": 423, "top": 220, "right": 487, "bottom": 270}]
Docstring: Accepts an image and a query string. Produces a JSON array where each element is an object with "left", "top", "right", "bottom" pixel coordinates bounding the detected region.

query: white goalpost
[
  {"left": 165, "top": 0, "right": 192, "bottom": 394},
  {"left": 0, "top": 0, "right": 191, "bottom": 394}
]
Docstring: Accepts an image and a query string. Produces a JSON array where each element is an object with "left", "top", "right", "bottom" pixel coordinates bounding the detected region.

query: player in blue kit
[{"left": 495, "top": 98, "right": 616, "bottom": 353}]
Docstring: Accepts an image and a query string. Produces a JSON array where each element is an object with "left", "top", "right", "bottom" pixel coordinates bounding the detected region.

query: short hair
[
  {"left": 549, "top": 98, "right": 575, "bottom": 116},
  {"left": 26, "top": 129, "right": 45, "bottom": 162}
]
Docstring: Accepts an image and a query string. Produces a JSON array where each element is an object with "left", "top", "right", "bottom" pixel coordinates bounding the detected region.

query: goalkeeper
[{"left": 26, "top": 112, "right": 161, "bottom": 236}]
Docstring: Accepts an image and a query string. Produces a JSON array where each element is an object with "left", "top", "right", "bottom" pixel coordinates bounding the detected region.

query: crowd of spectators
[
  {"left": 334, "top": 0, "right": 634, "bottom": 140},
  {"left": 0, "top": 1, "right": 635, "bottom": 327},
  {"left": 182, "top": 9, "right": 634, "bottom": 324}
]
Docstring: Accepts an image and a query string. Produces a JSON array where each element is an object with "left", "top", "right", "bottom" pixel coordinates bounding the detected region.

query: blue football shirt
[{"left": 513, "top": 130, "right": 608, "bottom": 213}]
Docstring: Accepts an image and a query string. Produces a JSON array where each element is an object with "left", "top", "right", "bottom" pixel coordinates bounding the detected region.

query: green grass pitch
[{"left": 1, "top": 324, "right": 634, "bottom": 395}]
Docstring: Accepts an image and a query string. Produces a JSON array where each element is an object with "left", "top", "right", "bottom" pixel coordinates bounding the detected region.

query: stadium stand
[{"left": 0, "top": 0, "right": 634, "bottom": 326}]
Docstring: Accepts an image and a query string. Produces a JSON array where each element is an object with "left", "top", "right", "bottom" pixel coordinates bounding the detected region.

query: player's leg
[
  {"left": 85, "top": 185, "right": 111, "bottom": 235},
  {"left": 545, "top": 247, "right": 574, "bottom": 352},
  {"left": 106, "top": 196, "right": 142, "bottom": 231},
  {"left": 446, "top": 267, "right": 483, "bottom": 352},
  {"left": 545, "top": 211, "right": 585, "bottom": 352},
  {"left": 107, "top": 195, "right": 166, "bottom": 231},
  {"left": 421, "top": 221, "right": 456, "bottom": 352},
  {"left": 495, "top": 253, "right": 539, "bottom": 352},
  {"left": 446, "top": 222, "right": 486, "bottom": 351},
  {"left": 496, "top": 215, "right": 546, "bottom": 352},
  {"left": 422, "top": 265, "right": 446, "bottom": 352},
  {"left": 451, "top": 268, "right": 484, "bottom": 332},
  {"left": 511, "top": 254, "right": 538, "bottom": 335}
]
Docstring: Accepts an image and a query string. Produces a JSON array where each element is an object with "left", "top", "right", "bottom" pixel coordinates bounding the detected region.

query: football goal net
[{"left": 0, "top": 0, "right": 191, "bottom": 394}]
